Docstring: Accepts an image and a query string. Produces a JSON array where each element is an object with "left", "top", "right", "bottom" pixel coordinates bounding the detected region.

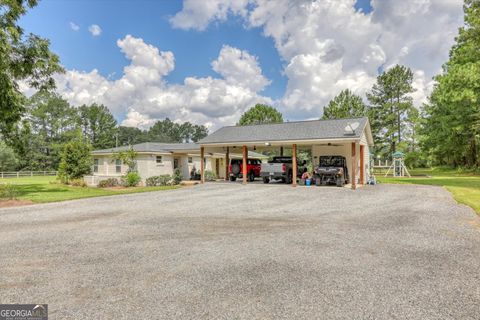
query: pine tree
[
  {"left": 367, "top": 65, "right": 415, "bottom": 157},
  {"left": 423, "top": 0, "right": 480, "bottom": 167}
]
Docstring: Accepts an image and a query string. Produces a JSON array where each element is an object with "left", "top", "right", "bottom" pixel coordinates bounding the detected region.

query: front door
[{"left": 174, "top": 157, "right": 180, "bottom": 170}]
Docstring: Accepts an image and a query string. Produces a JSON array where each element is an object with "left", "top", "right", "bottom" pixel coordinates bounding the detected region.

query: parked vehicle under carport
[
  {"left": 261, "top": 156, "right": 307, "bottom": 184},
  {"left": 229, "top": 159, "right": 262, "bottom": 182},
  {"left": 314, "top": 156, "right": 349, "bottom": 187}
]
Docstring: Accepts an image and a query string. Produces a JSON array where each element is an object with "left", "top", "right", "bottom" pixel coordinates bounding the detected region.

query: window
[
  {"left": 156, "top": 156, "right": 162, "bottom": 164},
  {"left": 188, "top": 157, "right": 193, "bottom": 164},
  {"left": 115, "top": 159, "right": 122, "bottom": 173},
  {"left": 93, "top": 158, "right": 99, "bottom": 173}
]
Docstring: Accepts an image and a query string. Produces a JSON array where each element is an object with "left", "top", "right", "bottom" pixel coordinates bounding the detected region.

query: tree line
[
  {"left": 1, "top": 0, "right": 479, "bottom": 172},
  {"left": 1, "top": 91, "right": 208, "bottom": 171},
  {"left": 319, "top": 0, "right": 480, "bottom": 168}
]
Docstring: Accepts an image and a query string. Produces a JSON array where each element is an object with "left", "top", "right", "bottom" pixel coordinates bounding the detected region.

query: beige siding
[
  {"left": 360, "top": 132, "right": 371, "bottom": 182},
  {"left": 92, "top": 155, "right": 126, "bottom": 177},
  {"left": 141, "top": 154, "right": 174, "bottom": 180}
]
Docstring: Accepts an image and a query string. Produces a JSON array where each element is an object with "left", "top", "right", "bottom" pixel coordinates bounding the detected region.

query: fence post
[
  {"left": 17, "top": 172, "right": 19, "bottom": 178},
  {"left": 31, "top": 171, "right": 33, "bottom": 177},
  {"left": 1, "top": 172, "right": 3, "bottom": 178}
]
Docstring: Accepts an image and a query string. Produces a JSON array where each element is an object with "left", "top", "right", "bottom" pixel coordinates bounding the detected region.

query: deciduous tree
[
  {"left": 238, "top": 104, "right": 283, "bottom": 125},
  {"left": 322, "top": 89, "right": 368, "bottom": 120},
  {"left": 57, "top": 138, "right": 92, "bottom": 183},
  {"left": 0, "top": 0, "right": 63, "bottom": 140}
]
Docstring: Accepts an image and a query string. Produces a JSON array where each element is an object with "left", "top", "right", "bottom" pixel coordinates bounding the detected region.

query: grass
[
  {"left": 0, "top": 176, "right": 179, "bottom": 203},
  {"left": 377, "top": 168, "right": 480, "bottom": 214}
]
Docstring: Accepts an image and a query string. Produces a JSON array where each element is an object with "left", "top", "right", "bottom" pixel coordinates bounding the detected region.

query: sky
[{"left": 19, "top": 0, "right": 464, "bottom": 130}]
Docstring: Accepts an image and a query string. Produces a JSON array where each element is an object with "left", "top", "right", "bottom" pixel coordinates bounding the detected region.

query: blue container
[{"left": 305, "top": 179, "right": 311, "bottom": 186}]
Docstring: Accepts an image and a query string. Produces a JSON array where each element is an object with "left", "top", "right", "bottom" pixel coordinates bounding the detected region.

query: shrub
[
  {"left": 0, "top": 183, "right": 18, "bottom": 200},
  {"left": 57, "top": 139, "right": 92, "bottom": 184},
  {"left": 69, "top": 179, "right": 87, "bottom": 187},
  {"left": 172, "top": 168, "right": 182, "bottom": 185},
  {"left": 158, "top": 175, "right": 172, "bottom": 186},
  {"left": 146, "top": 176, "right": 160, "bottom": 187},
  {"left": 145, "top": 174, "right": 174, "bottom": 186},
  {"left": 123, "top": 172, "right": 141, "bottom": 187},
  {"left": 204, "top": 170, "right": 217, "bottom": 181},
  {"left": 98, "top": 178, "right": 119, "bottom": 188}
]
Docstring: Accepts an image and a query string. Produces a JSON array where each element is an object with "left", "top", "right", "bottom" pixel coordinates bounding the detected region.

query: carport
[{"left": 198, "top": 117, "right": 374, "bottom": 189}]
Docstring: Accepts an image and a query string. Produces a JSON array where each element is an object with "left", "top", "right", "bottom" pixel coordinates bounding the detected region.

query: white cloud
[
  {"left": 69, "top": 22, "right": 80, "bottom": 31},
  {"left": 26, "top": 1, "right": 464, "bottom": 131},
  {"left": 88, "top": 24, "right": 102, "bottom": 36},
  {"left": 170, "top": 0, "right": 464, "bottom": 119},
  {"left": 52, "top": 35, "right": 271, "bottom": 130},
  {"left": 211, "top": 45, "right": 270, "bottom": 92},
  {"left": 170, "top": 0, "right": 250, "bottom": 31}
]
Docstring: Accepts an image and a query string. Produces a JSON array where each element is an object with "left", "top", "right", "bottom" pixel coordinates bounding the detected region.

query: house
[
  {"left": 85, "top": 142, "right": 268, "bottom": 186},
  {"left": 198, "top": 117, "right": 374, "bottom": 189}
]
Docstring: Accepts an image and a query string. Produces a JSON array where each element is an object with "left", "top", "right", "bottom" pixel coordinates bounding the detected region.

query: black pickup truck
[{"left": 314, "top": 156, "right": 349, "bottom": 187}]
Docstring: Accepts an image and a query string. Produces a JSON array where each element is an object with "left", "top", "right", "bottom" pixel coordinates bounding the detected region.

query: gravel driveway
[{"left": 0, "top": 183, "right": 479, "bottom": 319}]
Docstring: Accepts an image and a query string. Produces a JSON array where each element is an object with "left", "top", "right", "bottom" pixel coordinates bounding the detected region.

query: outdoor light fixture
[{"left": 264, "top": 142, "right": 271, "bottom": 146}]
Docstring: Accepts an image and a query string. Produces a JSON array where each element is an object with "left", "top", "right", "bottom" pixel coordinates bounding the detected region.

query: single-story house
[
  {"left": 198, "top": 117, "right": 374, "bottom": 189},
  {"left": 85, "top": 142, "right": 268, "bottom": 186}
]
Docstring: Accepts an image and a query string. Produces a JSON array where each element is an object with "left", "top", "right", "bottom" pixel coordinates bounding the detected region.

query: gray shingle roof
[
  {"left": 199, "top": 117, "right": 369, "bottom": 145},
  {"left": 91, "top": 142, "right": 199, "bottom": 154},
  {"left": 91, "top": 143, "right": 270, "bottom": 159}
]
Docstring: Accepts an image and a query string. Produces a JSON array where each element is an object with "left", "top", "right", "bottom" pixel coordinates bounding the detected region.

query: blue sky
[
  {"left": 20, "top": 0, "right": 373, "bottom": 100},
  {"left": 18, "top": 0, "right": 463, "bottom": 129}
]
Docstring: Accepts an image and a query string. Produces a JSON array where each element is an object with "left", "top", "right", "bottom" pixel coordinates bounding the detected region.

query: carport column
[
  {"left": 351, "top": 142, "right": 357, "bottom": 190},
  {"left": 225, "top": 147, "right": 229, "bottom": 181},
  {"left": 200, "top": 146, "right": 205, "bottom": 184},
  {"left": 360, "top": 145, "right": 365, "bottom": 184},
  {"left": 292, "top": 144, "right": 297, "bottom": 187},
  {"left": 242, "top": 145, "right": 247, "bottom": 185}
]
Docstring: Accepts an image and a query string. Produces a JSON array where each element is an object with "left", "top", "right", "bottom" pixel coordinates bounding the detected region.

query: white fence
[{"left": 0, "top": 171, "right": 57, "bottom": 178}]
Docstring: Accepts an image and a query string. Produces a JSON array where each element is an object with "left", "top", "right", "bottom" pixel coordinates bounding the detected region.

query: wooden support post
[
  {"left": 351, "top": 142, "right": 357, "bottom": 190},
  {"left": 360, "top": 145, "right": 365, "bottom": 185},
  {"left": 292, "top": 144, "right": 297, "bottom": 187},
  {"left": 225, "top": 147, "right": 229, "bottom": 181},
  {"left": 242, "top": 145, "right": 247, "bottom": 185},
  {"left": 200, "top": 146, "right": 205, "bottom": 184},
  {"left": 280, "top": 146, "right": 284, "bottom": 156}
]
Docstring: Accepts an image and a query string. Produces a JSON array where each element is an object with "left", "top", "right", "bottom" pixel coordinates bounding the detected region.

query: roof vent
[{"left": 344, "top": 122, "right": 360, "bottom": 135}]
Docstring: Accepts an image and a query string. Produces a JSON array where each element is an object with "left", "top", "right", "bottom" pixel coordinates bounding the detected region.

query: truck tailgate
[{"left": 261, "top": 163, "right": 283, "bottom": 173}]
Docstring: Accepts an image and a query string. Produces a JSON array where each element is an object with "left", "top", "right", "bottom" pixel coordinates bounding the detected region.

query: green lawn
[
  {"left": 0, "top": 176, "right": 179, "bottom": 203},
  {"left": 377, "top": 168, "right": 480, "bottom": 214}
]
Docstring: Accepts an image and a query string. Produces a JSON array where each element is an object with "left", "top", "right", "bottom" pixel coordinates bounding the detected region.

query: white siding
[
  {"left": 360, "top": 132, "right": 371, "bottom": 182},
  {"left": 141, "top": 154, "right": 174, "bottom": 180},
  {"left": 92, "top": 155, "right": 126, "bottom": 177}
]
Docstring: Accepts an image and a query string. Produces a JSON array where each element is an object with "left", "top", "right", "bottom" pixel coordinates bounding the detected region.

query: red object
[
  {"left": 281, "top": 163, "right": 286, "bottom": 172},
  {"left": 229, "top": 159, "right": 262, "bottom": 177}
]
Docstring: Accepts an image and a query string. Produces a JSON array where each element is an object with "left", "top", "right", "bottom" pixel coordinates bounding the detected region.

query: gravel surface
[{"left": 0, "top": 183, "right": 479, "bottom": 319}]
